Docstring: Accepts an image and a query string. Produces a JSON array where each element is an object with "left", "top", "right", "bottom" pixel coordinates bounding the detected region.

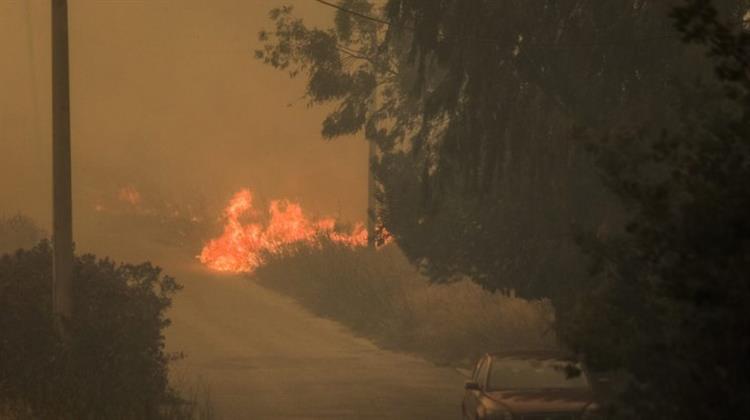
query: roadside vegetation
[
  {"left": 0, "top": 216, "right": 213, "bottom": 419},
  {"left": 252, "top": 239, "right": 555, "bottom": 366}
]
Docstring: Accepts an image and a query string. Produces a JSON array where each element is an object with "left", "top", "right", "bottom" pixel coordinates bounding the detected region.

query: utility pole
[
  {"left": 52, "top": 0, "right": 73, "bottom": 332},
  {"left": 367, "top": 140, "right": 376, "bottom": 248}
]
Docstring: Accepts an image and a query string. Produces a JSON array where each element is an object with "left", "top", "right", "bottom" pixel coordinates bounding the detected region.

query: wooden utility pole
[
  {"left": 367, "top": 140, "right": 376, "bottom": 248},
  {"left": 52, "top": 0, "right": 73, "bottom": 330}
]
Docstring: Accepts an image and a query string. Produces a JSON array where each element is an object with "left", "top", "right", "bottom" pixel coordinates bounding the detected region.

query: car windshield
[{"left": 486, "top": 357, "right": 589, "bottom": 390}]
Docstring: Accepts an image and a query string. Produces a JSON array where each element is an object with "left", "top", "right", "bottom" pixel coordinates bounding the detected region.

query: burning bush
[
  {"left": 252, "top": 239, "right": 555, "bottom": 365},
  {"left": 199, "top": 189, "right": 367, "bottom": 273},
  {"left": 0, "top": 241, "right": 186, "bottom": 419}
]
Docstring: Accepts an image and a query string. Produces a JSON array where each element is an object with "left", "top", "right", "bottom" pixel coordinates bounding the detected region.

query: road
[{"left": 163, "top": 258, "right": 465, "bottom": 419}]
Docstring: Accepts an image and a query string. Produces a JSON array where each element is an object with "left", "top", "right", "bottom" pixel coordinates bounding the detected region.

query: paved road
[{"left": 163, "top": 259, "right": 464, "bottom": 419}]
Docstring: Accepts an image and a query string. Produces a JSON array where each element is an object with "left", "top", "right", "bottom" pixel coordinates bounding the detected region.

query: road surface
[{"left": 163, "top": 258, "right": 465, "bottom": 419}]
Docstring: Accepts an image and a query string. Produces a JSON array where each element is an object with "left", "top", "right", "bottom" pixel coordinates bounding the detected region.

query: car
[{"left": 462, "top": 351, "right": 600, "bottom": 420}]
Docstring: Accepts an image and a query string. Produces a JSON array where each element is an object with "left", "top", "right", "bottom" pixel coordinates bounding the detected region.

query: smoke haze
[{"left": 0, "top": 0, "right": 368, "bottom": 256}]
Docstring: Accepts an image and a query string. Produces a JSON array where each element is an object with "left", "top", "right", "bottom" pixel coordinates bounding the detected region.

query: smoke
[{"left": 0, "top": 0, "right": 368, "bottom": 260}]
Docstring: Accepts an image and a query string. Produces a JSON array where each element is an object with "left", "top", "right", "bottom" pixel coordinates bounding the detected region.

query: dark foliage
[
  {"left": 559, "top": 2, "right": 750, "bottom": 418},
  {"left": 255, "top": 0, "right": 725, "bottom": 298},
  {"left": 0, "top": 241, "right": 182, "bottom": 419}
]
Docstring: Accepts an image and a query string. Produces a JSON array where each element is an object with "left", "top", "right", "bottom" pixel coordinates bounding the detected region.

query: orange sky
[{"left": 0, "top": 0, "right": 368, "bottom": 252}]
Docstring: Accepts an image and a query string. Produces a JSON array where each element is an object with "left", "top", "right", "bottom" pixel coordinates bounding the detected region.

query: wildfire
[
  {"left": 117, "top": 185, "right": 142, "bottom": 206},
  {"left": 199, "top": 189, "right": 368, "bottom": 273}
]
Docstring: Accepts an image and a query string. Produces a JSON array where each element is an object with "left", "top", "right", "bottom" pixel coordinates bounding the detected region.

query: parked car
[{"left": 462, "top": 351, "right": 600, "bottom": 420}]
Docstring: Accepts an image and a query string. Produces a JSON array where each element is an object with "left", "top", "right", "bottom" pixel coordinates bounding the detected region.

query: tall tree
[{"left": 257, "top": 0, "right": 717, "bottom": 298}]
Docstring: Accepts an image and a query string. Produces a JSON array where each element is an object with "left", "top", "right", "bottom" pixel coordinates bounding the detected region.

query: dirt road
[{"left": 163, "top": 259, "right": 464, "bottom": 419}]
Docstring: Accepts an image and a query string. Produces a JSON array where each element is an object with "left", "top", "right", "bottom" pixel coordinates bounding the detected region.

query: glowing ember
[
  {"left": 199, "top": 189, "right": 368, "bottom": 273},
  {"left": 117, "top": 185, "right": 142, "bottom": 206}
]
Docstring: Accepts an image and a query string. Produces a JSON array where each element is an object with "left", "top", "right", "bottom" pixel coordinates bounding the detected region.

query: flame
[
  {"left": 117, "top": 185, "right": 141, "bottom": 206},
  {"left": 199, "top": 189, "right": 368, "bottom": 273}
]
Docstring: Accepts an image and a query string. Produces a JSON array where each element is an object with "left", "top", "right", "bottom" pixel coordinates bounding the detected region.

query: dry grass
[
  {"left": 253, "top": 241, "right": 556, "bottom": 366},
  {"left": 0, "top": 385, "right": 215, "bottom": 420}
]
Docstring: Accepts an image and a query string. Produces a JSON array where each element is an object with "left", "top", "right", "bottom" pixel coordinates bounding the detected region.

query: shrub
[
  {"left": 0, "top": 241, "right": 183, "bottom": 419},
  {"left": 252, "top": 240, "right": 555, "bottom": 365}
]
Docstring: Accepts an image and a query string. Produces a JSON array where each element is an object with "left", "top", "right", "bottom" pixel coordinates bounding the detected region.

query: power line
[{"left": 312, "top": 0, "right": 401, "bottom": 28}]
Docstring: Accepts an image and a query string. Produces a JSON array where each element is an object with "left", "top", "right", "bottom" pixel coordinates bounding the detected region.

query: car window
[
  {"left": 472, "top": 358, "right": 486, "bottom": 382},
  {"left": 487, "top": 357, "right": 589, "bottom": 390},
  {"left": 476, "top": 358, "right": 491, "bottom": 388}
]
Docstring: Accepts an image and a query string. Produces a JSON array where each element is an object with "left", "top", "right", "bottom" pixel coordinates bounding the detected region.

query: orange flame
[
  {"left": 199, "top": 189, "right": 367, "bottom": 273},
  {"left": 117, "top": 185, "right": 141, "bottom": 206}
]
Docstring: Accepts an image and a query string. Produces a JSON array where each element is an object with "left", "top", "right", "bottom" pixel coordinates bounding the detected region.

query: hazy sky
[{"left": 0, "top": 0, "right": 368, "bottom": 248}]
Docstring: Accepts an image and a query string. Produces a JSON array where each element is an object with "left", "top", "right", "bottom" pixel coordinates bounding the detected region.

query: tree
[
  {"left": 256, "top": 0, "right": 718, "bottom": 298},
  {"left": 559, "top": 1, "right": 750, "bottom": 417}
]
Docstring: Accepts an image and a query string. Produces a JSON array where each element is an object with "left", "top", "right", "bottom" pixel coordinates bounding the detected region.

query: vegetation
[
  {"left": 256, "top": 0, "right": 719, "bottom": 298},
  {"left": 258, "top": 0, "right": 750, "bottom": 418},
  {"left": 559, "top": 2, "right": 750, "bottom": 418},
  {"left": 0, "top": 241, "right": 199, "bottom": 419},
  {"left": 253, "top": 240, "right": 555, "bottom": 366}
]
